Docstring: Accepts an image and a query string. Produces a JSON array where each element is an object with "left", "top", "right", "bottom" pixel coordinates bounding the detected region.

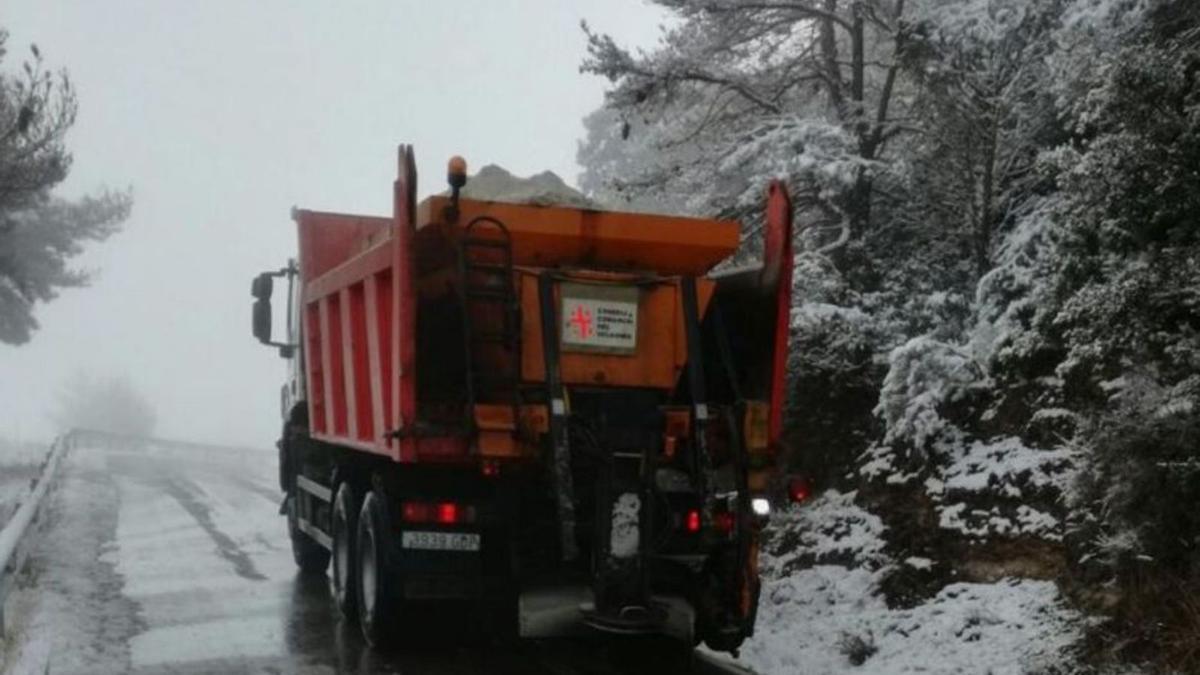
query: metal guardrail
[{"left": 0, "top": 431, "right": 70, "bottom": 637}]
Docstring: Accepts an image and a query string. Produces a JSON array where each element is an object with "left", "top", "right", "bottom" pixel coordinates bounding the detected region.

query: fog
[{"left": 0, "top": 1, "right": 665, "bottom": 448}]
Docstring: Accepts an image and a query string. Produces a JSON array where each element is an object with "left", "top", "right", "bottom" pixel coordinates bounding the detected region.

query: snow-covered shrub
[
  {"left": 739, "top": 568, "right": 1083, "bottom": 674},
  {"left": 1044, "top": 5, "right": 1200, "bottom": 628},
  {"left": 874, "top": 336, "right": 983, "bottom": 461},
  {"left": 937, "top": 437, "right": 1079, "bottom": 543},
  {"left": 1069, "top": 373, "right": 1200, "bottom": 577},
  {"left": 786, "top": 253, "right": 888, "bottom": 483},
  {"left": 762, "top": 490, "right": 890, "bottom": 579},
  {"left": 971, "top": 198, "right": 1060, "bottom": 371}
]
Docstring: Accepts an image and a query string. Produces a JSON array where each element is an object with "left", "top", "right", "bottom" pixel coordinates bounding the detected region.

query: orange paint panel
[
  {"left": 471, "top": 405, "right": 544, "bottom": 458},
  {"left": 416, "top": 197, "right": 739, "bottom": 276},
  {"left": 520, "top": 273, "right": 715, "bottom": 390},
  {"left": 474, "top": 404, "right": 517, "bottom": 432},
  {"left": 477, "top": 431, "right": 521, "bottom": 458},
  {"left": 415, "top": 436, "right": 471, "bottom": 459}
]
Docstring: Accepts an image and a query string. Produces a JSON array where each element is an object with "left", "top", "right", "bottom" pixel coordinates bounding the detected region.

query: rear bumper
[
  {"left": 518, "top": 583, "right": 695, "bottom": 644},
  {"left": 403, "top": 573, "right": 481, "bottom": 600}
]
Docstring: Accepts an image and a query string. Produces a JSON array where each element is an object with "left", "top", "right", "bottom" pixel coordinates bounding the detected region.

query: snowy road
[{"left": 0, "top": 439, "right": 748, "bottom": 675}]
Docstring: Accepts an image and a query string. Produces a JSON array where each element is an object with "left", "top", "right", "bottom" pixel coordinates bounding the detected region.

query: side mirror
[
  {"left": 251, "top": 273, "right": 274, "bottom": 300},
  {"left": 252, "top": 297, "right": 272, "bottom": 344}
]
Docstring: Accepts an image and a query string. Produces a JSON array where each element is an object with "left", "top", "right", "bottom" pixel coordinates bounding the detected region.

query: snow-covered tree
[
  {"left": 900, "top": 1, "right": 1064, "bottom": 279},
  {"left": 0, "top": 29, "right": 131, "bottom": 345},
  {"left": 580, "top": 0, "right": 917, "bottom": 255}
]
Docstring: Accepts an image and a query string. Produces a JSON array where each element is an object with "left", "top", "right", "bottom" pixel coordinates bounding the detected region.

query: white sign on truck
[{"left": 559, "top": 283, "right": 639, "bottom": 354}]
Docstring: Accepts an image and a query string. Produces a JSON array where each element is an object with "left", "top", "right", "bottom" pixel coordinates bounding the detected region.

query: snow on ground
[
  {"left": 743, "top": 570, "right": 1081, "bottom": 675},
  {"left": 0, "top": 445, "right": 139, "bottom": 675},
  {"left": 722, "top": 490, "right": 1084, "bottom": 675},
  {"left": 760, "top": 489, "right": 889, "bottom": 577}
]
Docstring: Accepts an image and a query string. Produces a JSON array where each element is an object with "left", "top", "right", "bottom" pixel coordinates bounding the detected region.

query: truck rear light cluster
[
  {"left": 714, "top": 511, "right": 736, "bottom": 534},
  {"left": 401, "top": 501, "right": 476, "bottom": 525},
  {"left": 787, "top": 475, "right": 813, "bottom": 504},
  {"left": 683, "top": 508, "right": 738, "bottom": 535}
]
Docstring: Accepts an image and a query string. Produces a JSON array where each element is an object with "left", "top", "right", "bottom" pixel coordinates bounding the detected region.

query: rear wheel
[
  {"left": 331, "top": 482, "right": 359, "bottom": 619},
  {"left": 287, "top": 489, "right": 330, "bottom": 574},
  {"left": 357, "top": 490, "right": 398, "bottom": 647}
]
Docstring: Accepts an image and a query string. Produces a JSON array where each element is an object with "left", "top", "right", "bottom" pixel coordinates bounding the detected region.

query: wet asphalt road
[{"left": 6, "top": 441, "right": 751, "bottom": 675}]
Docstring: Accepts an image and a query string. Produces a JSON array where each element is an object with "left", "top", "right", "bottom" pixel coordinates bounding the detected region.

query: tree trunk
[
  {"left": 976, "top": 112, "right": 999, "bottom": 278},
  {"left": 820, "top": 0, "right": 846, "bottom": 118}
]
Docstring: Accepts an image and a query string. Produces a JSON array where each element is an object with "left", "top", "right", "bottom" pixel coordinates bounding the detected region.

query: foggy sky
[{"left": 0, "top": 1, "right": 665, "bottom": 447}]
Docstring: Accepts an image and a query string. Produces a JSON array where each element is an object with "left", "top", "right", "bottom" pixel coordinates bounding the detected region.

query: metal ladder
[{"left": 457, "top": 216, "right": 522, "bottom": 425}]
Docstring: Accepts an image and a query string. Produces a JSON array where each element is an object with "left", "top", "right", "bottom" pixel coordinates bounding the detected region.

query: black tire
[
  {"left": 287, "top": 490, "right": 331, "bottom": 574},
  {"left": 357, "top": 490, "right": 398, "bottom": 647},
  {"left": 331, "top": 482, "right": 359, "bottom": 620}
]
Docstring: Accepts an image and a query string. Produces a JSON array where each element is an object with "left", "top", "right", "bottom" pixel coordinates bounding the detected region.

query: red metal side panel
[
  {"left": 347, "top": 283, "right": 373, "bottom": 442},
  {"left": 295, "top": 210, "right": 390, "bottom": 283},
  {"left": 306, "top": 302, "right": 326, "bottom": 435},
  {"left": 295, "top": 147, "right": 469, "bottom": 463},
  {"left": 326, "top": 292, "right": 348, "bottom": 436},
  {"left": 763, "top": 181, "right": 793, "bottom": 450},
  {"left": 339, "top": 287, "right": 358, "bottom": 440},
  {"left": 376, "top": 269, "right": 394, "bottom": 452},
  {"left": 365, "top": 274, "right": 386, "bottom": 447},
  {"left": 391, "top": 145, "right": 418, "bottom": 462}
]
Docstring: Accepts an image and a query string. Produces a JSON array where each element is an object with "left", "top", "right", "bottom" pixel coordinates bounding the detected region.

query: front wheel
[{"left": 357, "top": 490, "right": 398, "bottom": 647}]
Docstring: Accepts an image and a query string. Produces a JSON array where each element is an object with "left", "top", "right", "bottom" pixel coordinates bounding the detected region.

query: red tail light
[
  {"left": 402, "top": 501, "right": 433, "bottom": 522},
  {"left": 714, "top": 511, "right": 735, "bottom": 534},
  {"left": 401, "top": 500, "right": 475, "bottom": 525},
  {"left": 481, "top": 460, "right": 500, "bottom": 477},
  {"left": 685, "top": 509, "right": 701, "bottom": 533},
  {"left": 787, "top": 475, "right": 813, "bottom": 504}
]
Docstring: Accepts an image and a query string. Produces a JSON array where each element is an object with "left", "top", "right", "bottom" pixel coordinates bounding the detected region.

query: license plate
[{"left": 401, "top": 531, "right": 481, "bottom": 552}]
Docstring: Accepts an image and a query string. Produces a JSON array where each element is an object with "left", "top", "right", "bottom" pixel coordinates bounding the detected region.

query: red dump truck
[{"left": 250, "top": 145, "right": 793, "bottom": 653}]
